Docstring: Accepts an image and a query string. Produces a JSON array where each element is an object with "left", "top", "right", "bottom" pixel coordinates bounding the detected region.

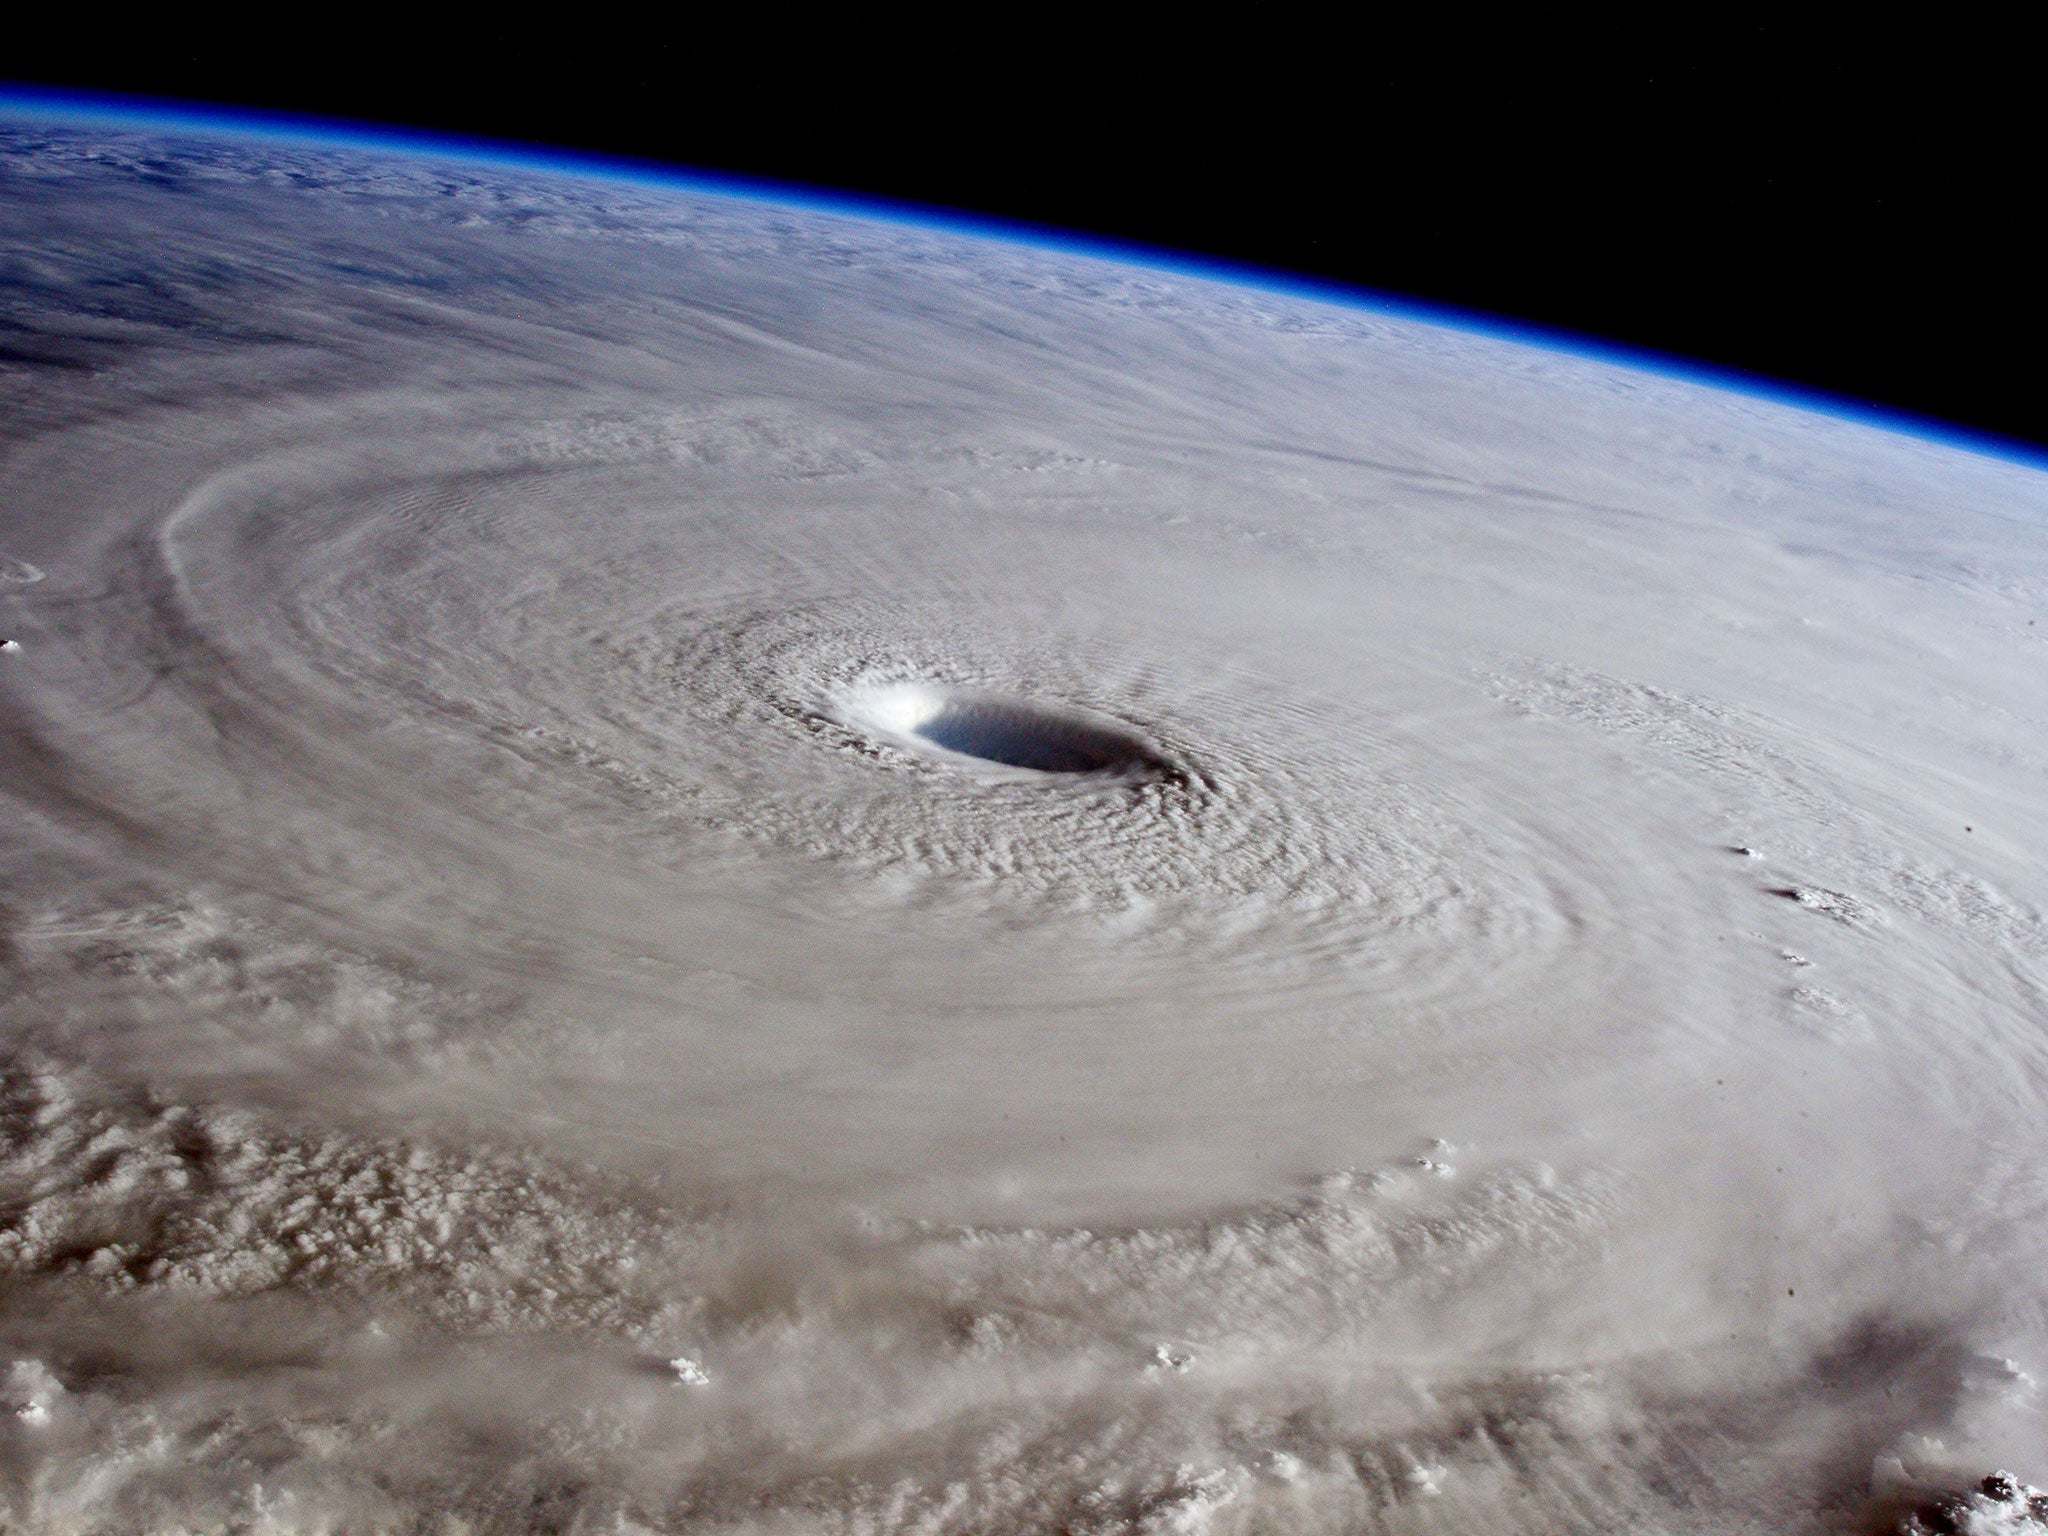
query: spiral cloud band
[{"left": 1, "top": 116, "right": 2046, "bottom": 1533}]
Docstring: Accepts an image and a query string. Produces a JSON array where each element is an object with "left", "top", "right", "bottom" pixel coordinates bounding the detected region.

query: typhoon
[{"left": 1, "top": 105, "right": 2047, "bottom": 1534}]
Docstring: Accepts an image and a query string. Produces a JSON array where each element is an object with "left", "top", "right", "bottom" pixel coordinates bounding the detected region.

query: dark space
[{"left": 4, "top": 18, "right": 2039, "bottom": 454}]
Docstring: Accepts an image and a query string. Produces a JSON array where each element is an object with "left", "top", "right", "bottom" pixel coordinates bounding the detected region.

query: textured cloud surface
[{"left": 2, "top": 117, "right": 2047, "bottom": 1532}]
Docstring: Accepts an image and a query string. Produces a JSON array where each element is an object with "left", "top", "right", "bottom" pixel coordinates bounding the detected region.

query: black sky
[{"left": 5, "top": 20, "right": 2040, "bottom": 454}]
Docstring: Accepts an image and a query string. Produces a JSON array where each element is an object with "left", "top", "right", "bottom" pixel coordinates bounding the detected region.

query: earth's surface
[{"left": 2, "top": 107, "right": 2047, "bottom": 1534}]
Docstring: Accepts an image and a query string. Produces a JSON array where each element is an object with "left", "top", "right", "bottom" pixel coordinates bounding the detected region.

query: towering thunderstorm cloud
[{"left": 1, "top": 114, "right": 2046, "bottom": 1534}]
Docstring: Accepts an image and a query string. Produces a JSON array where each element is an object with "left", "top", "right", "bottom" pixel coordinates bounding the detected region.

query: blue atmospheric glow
[{"left": 1, "top": 81, "right": 2040, "bottom": 475}]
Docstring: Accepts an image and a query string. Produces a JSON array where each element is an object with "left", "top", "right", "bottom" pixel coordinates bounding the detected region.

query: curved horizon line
[{"left": 2, "top": 79, "right": 2044, "bottom": 477}]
